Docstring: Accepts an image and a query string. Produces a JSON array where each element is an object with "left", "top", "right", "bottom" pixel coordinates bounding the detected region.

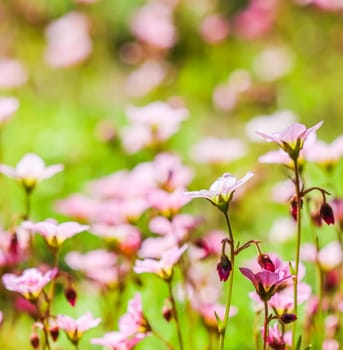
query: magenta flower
[
  {"left": 23, "top": 219, "right": 89, "bottom": 248},
  {"left": 0, "top": 153, "right": 63, "bottom": 192},
  {"left": 134, "top": 244, "right": 188, "bottom": 280},
  {"left": 185, "top": 172, "right": 254, "bottom": 211},
  {"left": 2, "top": 267, "right": 58, "bottom": 301},
  {"left": 56, "top": 312, "right": 101, "bottom": 345},
  {"left": 256, "top": 121, "right": 323, "bottom": 159},
  {"left": 266, "top": 323, "right": 292, "bottom": 350},
  {"left": 240, "top": 266, "right": 292, "bottom": 302}
]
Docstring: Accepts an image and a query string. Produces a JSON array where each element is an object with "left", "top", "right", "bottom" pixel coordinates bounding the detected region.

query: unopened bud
[
  {"left": 280, "top": 313, "right": 297, "bottom": 324},
  {"left": 30, "top": 333, "right": 40, "bottom": 349},
  {"left": 49, "top": 326, "right": 59, "bottom": 342},
  {"left": 320, "top": 202, "right": 335, "bottom": 225},
  {"left": 65, "top": 287, "right": 77, "bottom": 307},
  {"left": 290, "top": 196, "right": 302, "bottom": 221},
  {"left": 216, "top": 254, "right": 232, "bottom": 282},
  {"left": 258, "top": 254, "right": 275, "bottom": 272}
]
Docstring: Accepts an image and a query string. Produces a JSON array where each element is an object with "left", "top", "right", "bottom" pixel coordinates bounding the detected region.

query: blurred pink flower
[
  {"left": 125, "top": 60, "right": 169, "bottom": 97},
  {"left": 57, "top": 312, "right": 101, "bottom": 344},
  {"left": 190, "top": 137, "right": 247, "bottom": 164},
  {"left": 147, "top": 189, "right": 191, "bottom": 217},
  {"left": 0, "top": 97, "right": 19, "bottom": 125},
  {"left": 65, "top": 249, "right": 119, "bottom": 287},
  {"left": 2, "top": 267, "right": 58, "bottom": 301},
  {"left": 0, "top": 153, "right": 63, "bottom": 191},
  {"left": 23, "top": 219, "right": 89, "bottom": 248},
  {"left": 45, "top": 12, "right": 92, "bottom": 68},
  {"left": 121, "top": 102, "right": 188, "bottom": 153},
  {"left": 0, "top": 58, "right": 28, "bottom": 88},
  {"left": 130, "top": 1, "right": 177, "bottom": 49},
  {"left": 92, "top": 293, "right": 150, "bottom": 349},
  {"left": 233, "top": 0, "right": 278, "bottom": 40},
  {"left": 185, "top": 172, "right": 254, "bottom": 209},
  {"left": 134, "top": 244, "right": 188, "bottom": 280},
  {"left": 200, "top": 14, "right": 230, "bottom": 44},
  {"left": 266, "top": 323, "right": 292, "bottom": 350},
  {"left": 322, "top": 339, "right": 340, "bottom": 350},
  {"left": 54, "top": 194, "right": 99, "bottom": 222}
]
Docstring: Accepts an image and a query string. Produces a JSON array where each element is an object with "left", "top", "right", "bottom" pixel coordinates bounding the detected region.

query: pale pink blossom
[
  {"left": 256, "top": 121, "right": 323, "bottom": 155},
  {"left": 45, "top": 12, "right": 92, "bottom": 68},
  {"left": 134, "top": 244, "right": 188, "bottom": 279},
  {"left": 192, "top": 230, "right": 226, "bottom": 259},
  {"left": 246, "top": 110, "right": 297, "bottom": 142},
  {"left": 54, "top": 194, "right": 100, "bottom": 222},
  {"left": 200, "top": 14, "right": 230, "bottom": 44},
  {"left": 191, "top": 137, "right": 247, "bottom": 164},
  {"left": 252, "top": 45, "right": 295, "bottom": 82},
  {"left": 0, "top": 58, "right": 28, "bottom": 88},
  {"left": 23, "top": 219, "right": 89, "bottom": 248},
  {"left": 138, "top": 235, "right": 177, "bottom": 259},
  {"left": 0, "top": 97, "right": 19, "bottom": 124},
  {"left": 91, "top": 223, "right": 141, "bottom": 256},
  {"left": 92, "top": 293, "right": 150, "bottom": 349},
  {"left": 147, "top": 189, "right": 191, "bottom": 216},
  {"left": 57, "top": 312, "right": 101, "bottom": 344},
  {"left": 65, "top": 249, "right": 119, "bottom": 287},
  {"left": 121, "top": 102, "right": 188, "bottom": 153},
  {"left": 0, "top": 153, "right": 63, "bottom": 191},
  {"left": 2, "top": 267, "right": 58, "bottom": 300},
  {"left": 125, "top": 60, "right": 169, "bottom": 97},
  {"left": 268, "top": 217, "right": 296, "bottom": 243},
  {"left": 185, "top": 172, "right": 254, "bottom": 208},
  {"left": 322, "top": 339, "right": 340, "bottom": 350},
  {"left": 130, "top": 1, "right": 177, "bottom": 49}
]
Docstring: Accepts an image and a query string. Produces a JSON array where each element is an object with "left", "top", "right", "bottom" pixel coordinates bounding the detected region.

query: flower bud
[
  {"left": 49, "top": 326, "right": 59, "bottom": 342},
  {"left": 258, "top": 253, "right": 275, "bottom": 272},
  {"left": 280, "top": 313, "right": 297, "bottom": 324},
  {"left": 64, "top": 287, "right": 77, "bottom": 307},
  {"left": 290, "top": 196, "right": 302, "bottom": 221},
  {"left": 30, "top": 333, "right": 40, "bottom": 349},
  {"left": 320, "top": 202, "right": 335, "bottom": 225},
  {"left": 216, "top": 254, "right": 232, "bottom": 282},
  {"left": 162, "top": 298, "right": 173, "bottom": 322}
]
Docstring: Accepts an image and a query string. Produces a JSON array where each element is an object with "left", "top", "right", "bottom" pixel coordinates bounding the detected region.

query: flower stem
[
  {"left": 218, "top": 211, "right": 235, "bottom": 350},
  {"left": 263, "top": 301, "right": 269, "bottom": 350},
  {"left": 167, "top": 279, "right": 184, "bottom": 350},
  {"left": 152, "top": 328, "right": 175, "bottom": 350},
  {"left": 292, "top": 157, "right": 302, "bottom": 349}
]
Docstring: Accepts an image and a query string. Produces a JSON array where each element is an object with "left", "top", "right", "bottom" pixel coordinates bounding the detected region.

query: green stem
[
  {"left": 152, "top": 328, "right": 175, "bottom": 350},
  {"left": 218, "top": 211, "right": 235, "bottom": 350},
  {"left": 263, "top": 301, "right": 269, "bottom": 350},
  {"left": 167, "top": 279, "right": 184, "bottom": 350},
  {"left": 292, "top": 158, "right": 302, "bottom": 349}
]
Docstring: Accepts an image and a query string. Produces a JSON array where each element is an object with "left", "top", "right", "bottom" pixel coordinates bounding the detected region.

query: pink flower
[
  {"left": 65, "top": 249, "right": 120, "bottom": 287},
  {"left": 134, "top": 244, "right": 188, "bottom": 280},
  {"left": 130, "top": 1, "right": 177, "bottom": 49},
  {"left": 92, "top": 293, "right": 150, "bottom": 349},
  {"left": 240, "top": 266, "right": 292, "bottom": 302},
  {"left": 0, "top": 153, "right": 63, "bottom": 192},
  {"left": 121, "top": 102, "right": 188, "bottom": 153},
  {"left": 45, "top": 12, "right": 92, "bottom": 68},
  {"left": 0, "top": 97, "right": 19, "bottom": 125},
  {"left": 2, "top": 267, "right": 58, "bottom": 300},
  {"left": 23, "top": 219, "right": 89, "bottom": 248},
  {"left": 256, "top": 121, "right": 323, "bottom": 159},
  {"left": 266, "top": 323, "right": 292, "bottom": 350},
  {"left": 0, "top": 58, "right": 28, "bottom": 88},
  {"left": 190, "top": 137, "right": 247, "bottom": 164},
  {"left": 200, "top": 14, "right": 230, "bottom": 44},
  {"left": 57, "top": 312, "right": 101, "bottom": 344},
  {"left": 185, "top": 172, "right": 254, "bottom": 210}
]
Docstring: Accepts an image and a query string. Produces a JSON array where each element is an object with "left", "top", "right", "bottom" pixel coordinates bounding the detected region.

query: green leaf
[{"left": 296, "top": 335, "right": 302, "bottom": 350}]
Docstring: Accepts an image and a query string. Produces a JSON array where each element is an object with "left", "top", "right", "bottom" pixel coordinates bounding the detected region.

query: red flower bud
[
  {"left": 320, "top": 202, "right": 335, "bottom": 225},
  {"left": 9, "top": 232, "right": 18, "bottom": 255},
  {"left": 162, "top": 298, "right": 173, "bottom": 322},
  {"left": 64, "top": 287, "right": 77, "bottom": 307},
  {"left": 30, "top": 333, "right": 40, "bottom": 349},
  {"left": 216, "top": 254, "right": 232, "bottom": 282},
  {"left": 49, "top": 326, "right": 59, "bottom": 342},
  {"left": 290, "top": 196, "right": 302, "bottom": 221},
  {"left": 258, "top": 254, "right": 275, "bottom": 272},
  {"left": 280, "top": 313, "right": 297, "bottom": 324}
]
